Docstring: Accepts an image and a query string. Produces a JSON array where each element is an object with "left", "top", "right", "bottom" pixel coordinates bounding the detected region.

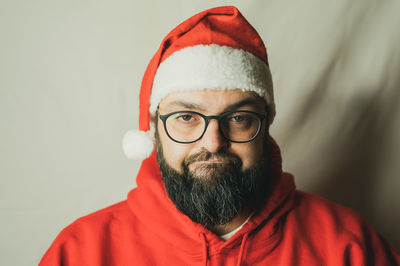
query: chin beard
[{"left": 156, "top": 132, "right": 270, "bottom": 229}]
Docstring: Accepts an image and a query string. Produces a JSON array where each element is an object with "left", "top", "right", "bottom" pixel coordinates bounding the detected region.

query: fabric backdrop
[{"left": 1, "top": 0, "right": 399, "bottom": 265}]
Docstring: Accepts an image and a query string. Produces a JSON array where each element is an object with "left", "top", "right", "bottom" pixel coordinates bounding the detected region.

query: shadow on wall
[
  {"left": 280, "top": 55, "right": 400, "bottom": 250},
  {"left": 317, "top": 78, "right": 400, "bottom": 249}
]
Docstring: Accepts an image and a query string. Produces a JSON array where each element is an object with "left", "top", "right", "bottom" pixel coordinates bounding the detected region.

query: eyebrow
[
  {"left": 167, "top": 101, "right": 206, "bottom": 111},
  {"left": 224, "top": 98, "right": 259, "bottom": 111},
  {"left": 164, "top": 97, "right": 259, "bottom": 112}
]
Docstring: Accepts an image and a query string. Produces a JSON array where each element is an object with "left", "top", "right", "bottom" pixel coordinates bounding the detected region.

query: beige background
[{"left": 1, "top": 0, "right": 399, "bottom": 265}]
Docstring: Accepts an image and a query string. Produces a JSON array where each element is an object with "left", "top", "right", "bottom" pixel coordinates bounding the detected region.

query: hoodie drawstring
[
  {"left": 236, "top": 233, "right": 249, "bottom": 266},
  {"left": 201, "top": 232, "right": 208, "bottom": 266}
]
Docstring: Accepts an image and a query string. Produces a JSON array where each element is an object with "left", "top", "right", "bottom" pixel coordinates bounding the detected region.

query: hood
[{"left": 127, "top": 136, "right": 296, "bottom": 257}]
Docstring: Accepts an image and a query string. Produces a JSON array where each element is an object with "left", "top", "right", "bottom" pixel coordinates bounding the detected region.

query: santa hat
[{"left": 123, "top": 6, "right": 275, "bottom": 160}]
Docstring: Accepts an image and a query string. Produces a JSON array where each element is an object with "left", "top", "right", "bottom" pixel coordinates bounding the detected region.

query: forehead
[{"left": 158, "top": 89, "right": 266, "bottom": 113}]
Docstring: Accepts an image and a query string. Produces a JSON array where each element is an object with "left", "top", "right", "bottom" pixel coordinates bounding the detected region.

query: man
[{"left": 40, "top": 6, "right": 400, "bottom": 265}]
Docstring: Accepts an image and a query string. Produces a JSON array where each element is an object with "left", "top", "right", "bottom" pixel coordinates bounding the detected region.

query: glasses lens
[
  {"left": 220, "top": 111, "right": 261, "bottom": 142},
  {"left": 165, "top": 112, "right": 205, "bottom": 142}
]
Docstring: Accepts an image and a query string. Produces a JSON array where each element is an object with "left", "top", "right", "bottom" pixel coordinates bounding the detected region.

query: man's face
[
  {"left": 155, "top": 89, "right": 271, "bottom": 228},
  {"left": 156, "top": 89, "right": 268, "bottom": 174}
]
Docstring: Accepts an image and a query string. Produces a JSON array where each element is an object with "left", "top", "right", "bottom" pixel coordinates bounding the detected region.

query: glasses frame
[{"left": 158, "top": 110, "right": 267, "bottom": 144}]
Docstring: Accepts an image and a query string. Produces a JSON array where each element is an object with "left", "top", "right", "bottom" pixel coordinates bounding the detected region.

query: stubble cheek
[
  {"left": 237, "top": 143, "right": 264, "bottom": 171},
  {"left": 156, "top": 124, "right": 186, "bottom": 174},
  {"left": 161, "top": 142, "right": 191, "bottom": 174}
]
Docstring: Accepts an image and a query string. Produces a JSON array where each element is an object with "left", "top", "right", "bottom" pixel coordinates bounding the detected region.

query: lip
[{"left": 192, "top": 159, "right": 226, "bottom": 164}]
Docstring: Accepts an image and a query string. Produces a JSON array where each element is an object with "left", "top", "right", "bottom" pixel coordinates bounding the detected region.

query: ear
[{"left": 150, "top": 112, "right": 157, "bottom": 123}]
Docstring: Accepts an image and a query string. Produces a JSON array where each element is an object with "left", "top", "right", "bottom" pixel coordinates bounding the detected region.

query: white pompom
[{"left": 122, "top": 129, "right": 154, "bottom": 160}]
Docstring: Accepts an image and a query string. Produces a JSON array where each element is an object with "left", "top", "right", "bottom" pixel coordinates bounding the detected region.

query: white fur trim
[
  {"left": 150, "top": 44, "right": 275, "bottom": 123},
  {"left": 122, "top": 129, "right": 154, "bottom": 160}
]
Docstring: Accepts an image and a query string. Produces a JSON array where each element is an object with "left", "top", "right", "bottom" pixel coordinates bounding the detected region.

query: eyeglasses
[{"left": 158, "top": 110, "right": 267, "bottom": 144}]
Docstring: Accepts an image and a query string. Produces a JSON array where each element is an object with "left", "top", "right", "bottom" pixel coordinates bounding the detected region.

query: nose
[{"left": 199, "top": 119, "right": 228, "bottom": 152}]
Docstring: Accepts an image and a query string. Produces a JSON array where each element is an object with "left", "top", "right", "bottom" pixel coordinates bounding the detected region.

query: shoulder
[
  {"left": 290, "top": 190, "right": 371, "bottom": 236},
  {"left": 39, "top": 200, "right": 136, "bottom": 265},
  {"left": 64, "top": 200, "right": 137, "bottom": 238},
  {"left": 284, "top": 190, "right": 400, "bottom": 263},
  {"left": 63, "top": 200, "right": 134, "bottom": 235},
  {"left": 76, "top": 200, "right": 133, "bottom": 223},
  {"left": 293, "top": 190, "right": 363, "bottom": 222}
]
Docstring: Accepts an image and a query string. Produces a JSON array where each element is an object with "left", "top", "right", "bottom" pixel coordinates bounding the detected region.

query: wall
[{"left": 1, "top": 0, "right": 399, "bottom": 264}]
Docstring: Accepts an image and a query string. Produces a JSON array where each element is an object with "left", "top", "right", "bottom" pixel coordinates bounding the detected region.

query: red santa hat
[{"left": 123, "top": 6, "right": 275, "bottom": 160}]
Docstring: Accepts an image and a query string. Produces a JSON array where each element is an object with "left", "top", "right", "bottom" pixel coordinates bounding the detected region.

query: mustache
[{"left": 183, "top": 151, "right": 242, "bottom": 166}]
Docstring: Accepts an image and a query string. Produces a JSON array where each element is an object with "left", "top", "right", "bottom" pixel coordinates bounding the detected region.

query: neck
[{"left": 209, "top": 208, "right": 252, "bottom": 235}]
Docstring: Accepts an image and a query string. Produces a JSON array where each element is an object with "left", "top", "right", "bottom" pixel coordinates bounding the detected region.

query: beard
[{"left": 155, "top": 130, "right": 271, "bottom": 229}]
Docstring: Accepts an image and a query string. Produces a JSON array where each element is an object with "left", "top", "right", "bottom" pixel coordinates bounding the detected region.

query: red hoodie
[{"left": 40, "top": 140, "right": 400, "bottom": 265}]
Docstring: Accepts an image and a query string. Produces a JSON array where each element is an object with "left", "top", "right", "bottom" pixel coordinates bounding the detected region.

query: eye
[
  {"left": 229, "top": 114, "right": 249, "bottom": 123},
  {"left": 169, "top": 112, "right": 199, "bottom": 123},
  {"left": 180, "top": 114, "right": 194, "bottom": 121}
]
